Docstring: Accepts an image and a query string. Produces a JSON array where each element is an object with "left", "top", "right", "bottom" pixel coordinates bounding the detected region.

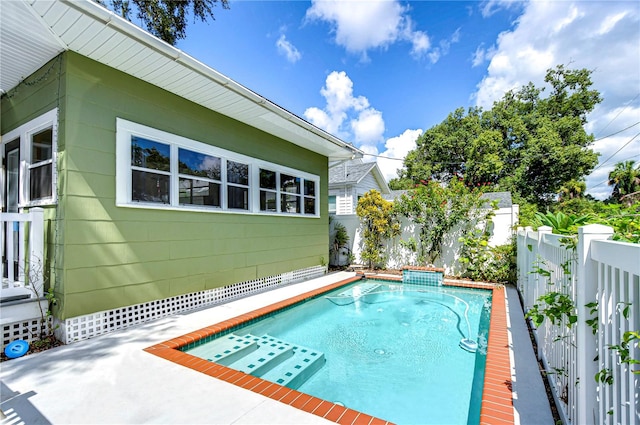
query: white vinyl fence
[{"left": 517, "top": 224, "right": 639, "bottom": 425}]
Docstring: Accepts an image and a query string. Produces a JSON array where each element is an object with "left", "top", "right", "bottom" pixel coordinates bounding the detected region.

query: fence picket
[{"left": 517, "top": 224, "right": 639, "bottom": 425}]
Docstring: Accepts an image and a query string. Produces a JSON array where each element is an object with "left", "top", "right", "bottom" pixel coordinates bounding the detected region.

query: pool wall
[{"left": 144, "top": 275, "right": 514, "bottom": 425}]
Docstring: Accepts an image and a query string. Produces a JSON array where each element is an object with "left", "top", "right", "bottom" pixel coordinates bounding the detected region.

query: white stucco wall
[{"left": 331, "top": 204, "right": 518, "bottom": 273}]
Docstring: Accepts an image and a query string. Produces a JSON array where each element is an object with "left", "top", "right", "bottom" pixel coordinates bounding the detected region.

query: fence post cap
[{"left": 578, "top": 223, "right": 614, "bottom": 236}]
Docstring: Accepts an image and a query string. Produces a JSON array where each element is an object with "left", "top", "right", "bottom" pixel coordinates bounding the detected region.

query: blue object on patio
[{"left": 5, "top": 339, "right": 29, "bottom": 359}]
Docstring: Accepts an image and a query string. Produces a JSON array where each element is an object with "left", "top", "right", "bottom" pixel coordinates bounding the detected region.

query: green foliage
[
  {"left": 533, "top": 211, "right": 592, "bottom": 235},
  {"left": 595, "top": 368, "right": 614, "bottom": 385},
  {"left": 557, "top": 179, "right": 587, "bottom": 202},
  {"left": 330, "top": 221, "right": 350, "bottom": 266},
  {"left": 515, "top": 200, "right": 539, "bottom": 228},
  {"left": 608, "top": 331, "right": 640, "bottom": 375},
  {"left": 585, "top": 301, "right": 599, "bottom": 334},
  {"left": 459, "top": 234, "right": 517, "bottom": 283},
  {"left": 331, "top": 222, "right": 349, "bottom": 252},
  {"left": 355, "top": 190, "right": 399, "bottom": 268},
  {"left": 394, "top": 179, "right": 490, "bottom": 265},
  {"left": 594, "top": 203, "right": 640, "bottom": 244},
  {"left": 97, "top": 0, "right": 230, "bottom": 45},
  {"left": 526, "top": 291, "right": 577, "bottom": 328},
  {"left": 607, "top": 160, "right": 640, "bottom": 205},
  {"left": 396, "top": 65, "right": 601, "bottom": 209}
]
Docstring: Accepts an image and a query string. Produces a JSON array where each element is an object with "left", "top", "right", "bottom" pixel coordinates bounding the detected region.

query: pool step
[
  {"left": 187, "top": 332, "right": 326, "bottom": 390},
  {"left": 230, "top": 335, "right": 294, "bottom": 377},
  {"left": 184, "top": 333, "right": 258, "bottom": 366},
  {"left": 326, "top": 282, "right": 382, "bottom": 306},
  {"left": 260, "top": 343, "right": 326, "bottom": 390}
]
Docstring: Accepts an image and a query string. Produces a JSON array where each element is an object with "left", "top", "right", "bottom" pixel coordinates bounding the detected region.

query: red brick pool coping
[{"left": 144, "top": 276, "right": 514, "bottom": 425}]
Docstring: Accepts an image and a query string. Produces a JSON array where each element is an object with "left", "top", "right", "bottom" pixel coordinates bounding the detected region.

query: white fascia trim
[{"left": 63, "top": 0, "right": 362, "bottom": 159}]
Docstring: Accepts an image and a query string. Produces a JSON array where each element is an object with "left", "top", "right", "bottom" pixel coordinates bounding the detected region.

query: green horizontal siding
[{"left": 3, "top": 52, "right": 331, "bottom": 319}]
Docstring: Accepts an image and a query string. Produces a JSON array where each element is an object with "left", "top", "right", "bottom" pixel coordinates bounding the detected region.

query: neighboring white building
[
  {"left": 329, "top": 160, "right": 390, "bottom": 215},
  {"left": 480, "top": 192, "right": 520, "bottom": 247}
]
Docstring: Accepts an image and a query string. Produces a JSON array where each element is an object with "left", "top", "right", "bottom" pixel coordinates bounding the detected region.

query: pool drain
[{"left": 374, "top": 348, "right": 386, "bottom": 355}]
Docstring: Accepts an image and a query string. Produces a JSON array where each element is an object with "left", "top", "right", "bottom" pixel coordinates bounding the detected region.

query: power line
[
  {"left": 592, "top": 132, "right": 640, "bottom": 171},
  {"left": 594, "top": 121, "right": 640, "bottom": 141},
  {"left": 595, "top": 93, "right": 640, "bottom": 138}
]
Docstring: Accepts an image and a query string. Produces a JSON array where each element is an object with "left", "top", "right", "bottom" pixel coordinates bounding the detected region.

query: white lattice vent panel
[
  {"left": 2, "top": 318, "right": 48, "bottom": 351},
  {"left": 61, "top": 265, "right": 326, "bottom": 344}
]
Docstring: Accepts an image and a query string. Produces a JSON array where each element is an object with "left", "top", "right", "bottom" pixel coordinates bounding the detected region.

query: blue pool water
[{"left": 185, "top": 280, "right": 492, "bottom": 424}]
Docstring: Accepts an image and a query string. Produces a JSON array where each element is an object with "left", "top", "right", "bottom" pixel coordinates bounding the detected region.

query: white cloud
[
  {"left": 480, "top": 0, "right": 524, "bottom": 18},
  {"left": 376, "top": 129, "right": 423, "bottom": 182},
  {"left": 305, "top": 0, "right": 404, "bottom": 54},
  {"left": 305, "top": 71, "right": 423, "bottom": 183},
  {"left": 305, "top": 0, "right": 453, "bottom": 62},
  {"left": 276, "top": 34, "right": 302, "bottom": 63},
  {"left": 472, "top": 1, "right": 640, "bottom": 199},
  {"left": 304, "top": 71, "right": 386, "bottom": 148},
  {"left": 351, "top": 108, "right": 385, "bottom": 146}
]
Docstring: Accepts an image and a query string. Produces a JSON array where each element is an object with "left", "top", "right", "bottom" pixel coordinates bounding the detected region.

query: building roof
[
  {"left": 329, "top": 160, "right": 390, "bottom": 193},
  {"left": 0, "top": 0, "right": 362, "bottom": 162},
  {"left": 481, "top": 192, "right": 513, "bottom": 208}
]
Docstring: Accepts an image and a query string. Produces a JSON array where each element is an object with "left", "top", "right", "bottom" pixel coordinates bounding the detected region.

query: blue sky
[{"left": 173, "top": 0, "right": 640, "bottom": 200}]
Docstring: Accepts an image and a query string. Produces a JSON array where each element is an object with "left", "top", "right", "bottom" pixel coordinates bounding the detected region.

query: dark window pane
[
  {"left": 30, "top": 164, "right": 52, "bottom": 200},
  {"left": 179, "top": 178, "right": 220, "bottom": 207},
  {"left": 178, "top": 149, "right": 221, "bottom": 180},
  {"left": 132, "top": 170, "right": 170, "bottom": 203},
  {"left": 304, "top": 197, "right": 316, "bottom": 215},
  {"left": 31, "top": 128, "right": 52, "bottom": 163},
  {"left": 281, "top": 194, "right": 300, "bottom": 213},
  {"left": 228, "top": 186, "right": 248, "bottom": 210},
  {"left": 281, "top": 174, "right": 300, "bottom": 194},
  {"left": 260, "top": 169, "right": 276, "bottom": 189},
  {"left": 260, "top": 190, "right": 277, "bottom": 211},
  {"left": 304, "top": 180, "right": 315, "bottom": 196},
  {"left": 131, "top": 136, "right": 170, "bottom": 171},
  {"left": 227, "top": 161, "right": 248, "bottom": 185}
]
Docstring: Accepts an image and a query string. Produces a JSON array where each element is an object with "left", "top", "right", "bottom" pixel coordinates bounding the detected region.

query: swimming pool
[
  {"left": 144, "top": 275, "right": 514, "bottom": 425},
  {"left": 181, "top": 279, "right": 491, "bottom": 424}
]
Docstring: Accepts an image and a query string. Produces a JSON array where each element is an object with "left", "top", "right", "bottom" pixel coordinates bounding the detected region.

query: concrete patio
[{"left": 0, "top": 272, "right": 554, "bottom": 424}]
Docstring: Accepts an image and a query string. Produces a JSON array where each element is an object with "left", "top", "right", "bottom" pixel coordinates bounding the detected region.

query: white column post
[
  {"left": 28, "top": 207, "right": 45, "bottom": 297},
  {"left": 575, "top": 224, "right": 613, "bottom": 425}
]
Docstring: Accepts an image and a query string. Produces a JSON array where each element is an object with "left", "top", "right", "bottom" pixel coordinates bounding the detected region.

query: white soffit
[{"left": 1, "top": 0, "right": 361, "bottom": 161}]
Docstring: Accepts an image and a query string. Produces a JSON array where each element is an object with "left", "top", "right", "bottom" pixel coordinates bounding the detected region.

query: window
[
  {"left": 178, "top": 148, "right": 221, "bottom": 207},
  {"left": 258, "top": 169, "right": 317, "bottom": 215},
  {"left": 227, "top": 160, "right": 249, "bottom": 210},
  {"left": 131, "top": 137, "right": 170, "bottom": 204},
  {"left": 328, "top": 196, "right": 336, "bottom": 214},
  {"left": 1, "top": 109, "right": 57, "bottom": 208},
  {"left": 116, "top": 119, "right": 319, "bottom": 217},
  {"left": 259, "top": 169, "right": 277, "bottom": 212}
]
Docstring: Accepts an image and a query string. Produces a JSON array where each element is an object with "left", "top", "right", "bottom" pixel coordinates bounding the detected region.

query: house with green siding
[{"left": 0, "top": 0, "right": 361, "bottom": 346}]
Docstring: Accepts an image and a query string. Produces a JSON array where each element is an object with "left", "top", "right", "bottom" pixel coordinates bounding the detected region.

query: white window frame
[
  {"left": 1, "top": 109, "right": 58, "bottom": 209},
  {"left": 116, "top": 118, "right": 320, "bottom": 217}
]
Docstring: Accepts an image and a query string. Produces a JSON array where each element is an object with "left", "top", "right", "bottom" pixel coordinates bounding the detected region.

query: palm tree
[
  {"left": 608, "top": 161, "right": 640, "bottom": 205},
  {"left": 558, "top": 179, "right": 587, "bottom": 201}
]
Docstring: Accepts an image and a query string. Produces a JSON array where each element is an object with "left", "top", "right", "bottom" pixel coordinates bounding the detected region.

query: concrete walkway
[
  {"left": 0, "top": 273, "right": 554, "bottom": 424},
  {"left": 506, "top": 285, "right": 555, "bottom": 425}
]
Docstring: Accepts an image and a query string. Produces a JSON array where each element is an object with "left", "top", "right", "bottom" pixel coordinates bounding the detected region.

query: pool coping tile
[{"left": 144, "top": 276, "right": 514, "bottom": 425}]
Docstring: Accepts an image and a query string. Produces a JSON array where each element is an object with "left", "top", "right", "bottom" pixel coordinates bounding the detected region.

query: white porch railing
[
  {"left": 0, "top": 207, "right": 44, "bottom": 297},
  {"left": 517, "top": 224, "right": 639, "bottom": 425}
]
